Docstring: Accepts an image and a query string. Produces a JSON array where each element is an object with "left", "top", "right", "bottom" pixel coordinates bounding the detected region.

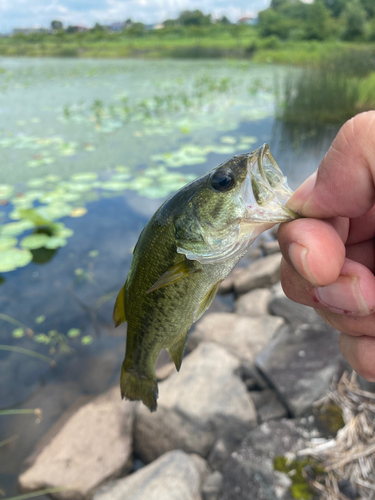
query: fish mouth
[{"left": 241, "top": 143, "right": 299, "bottom": 223}]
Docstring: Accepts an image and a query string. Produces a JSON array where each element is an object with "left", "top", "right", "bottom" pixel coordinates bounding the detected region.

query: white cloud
[{"left": 0, "top": 0, "right": 271, "bottom": 32}]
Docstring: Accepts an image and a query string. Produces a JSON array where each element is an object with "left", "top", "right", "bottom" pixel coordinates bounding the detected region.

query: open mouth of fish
[{"left": 241, "top": 143, "right": 298, "bottom": 223}]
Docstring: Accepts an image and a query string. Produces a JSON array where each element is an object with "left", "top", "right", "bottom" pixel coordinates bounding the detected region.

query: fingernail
[
  {"left": 287, "top": 171, "right": 317, "bottom": 213},
  {"left": 316, "top": 275, "right": 370, "bottom": 316},
  {"left": 288, "top": 242, "right": 318, "bottom": 286}
]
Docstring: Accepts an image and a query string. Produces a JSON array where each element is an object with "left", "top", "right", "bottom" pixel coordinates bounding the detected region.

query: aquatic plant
[{"left": 278, "top": 48, "right": 375, "bottom": 128}]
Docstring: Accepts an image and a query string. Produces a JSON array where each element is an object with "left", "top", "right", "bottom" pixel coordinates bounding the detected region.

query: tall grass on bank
[{"left": 278, "top": 49, "right": 375, "bottom": 128}]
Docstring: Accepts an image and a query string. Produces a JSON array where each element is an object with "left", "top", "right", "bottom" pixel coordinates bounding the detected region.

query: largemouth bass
[{"left": 114, "top": 144, "right": 297, "bottom": 411}]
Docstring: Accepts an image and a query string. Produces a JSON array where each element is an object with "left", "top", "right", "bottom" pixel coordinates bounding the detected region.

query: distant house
[
  {"left": 108, "top": 22, "right": 125, "bottom": 32},
  {"left": 152, "top": 23, "right": 165, "bottom": 30},
  {"left": 238, "top": 16, "right": 258, "bottom": 25}
]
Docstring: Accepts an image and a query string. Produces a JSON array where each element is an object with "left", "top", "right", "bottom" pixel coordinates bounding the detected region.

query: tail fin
[{"left": 120, "top": 363, "right": 158, "bottom": 412}]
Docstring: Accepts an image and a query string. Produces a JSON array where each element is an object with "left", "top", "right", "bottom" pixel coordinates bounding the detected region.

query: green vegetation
[
  {"left": 274, "top": 456, "right": 325, "bottom": 499},
  {"left": 1, "top": 3, "right": 375, "bottom": 65},
  {"left": 278, "top": 48, "right": 375, "bottom": 128}
]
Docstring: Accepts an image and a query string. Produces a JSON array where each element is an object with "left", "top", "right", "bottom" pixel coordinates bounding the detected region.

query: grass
[
  {"left": 277, "top": 47, "right": 375, "bottom": 128},
  {"left": 0, "top": 30, "right": 374, "bottom": 68}
]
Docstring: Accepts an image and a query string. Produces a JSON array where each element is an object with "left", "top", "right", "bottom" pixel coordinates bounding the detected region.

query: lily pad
[
  {"left": 71, "top": 172, "right": 98, "bottom": 182},
  {"left": 44, "top": 236, "right": 67, "bottom": 249},
  {"left": 0, "top": 184, "right": 14, "bottom": 200},
  {"left": 0, "top": 248, "right": 33, "bottom": 272},
  {"left": 69, "top": 207, "right": 87, "bottom": 218},
  {"left": 0, "top": 236, "right": 17, "bottom": 251},
  {"left": 1, "top": 220, "right": 34, "bottom": 236},
  {"left": 67, "top": 328, "right": 81, "bottom": 338},
  {"left": 21, "top": 234, "right": 50, "bottom": 250}
]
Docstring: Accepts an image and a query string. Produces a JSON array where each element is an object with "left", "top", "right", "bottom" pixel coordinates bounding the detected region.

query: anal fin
[
  {"left": 113, "top": 283, "right": 127, "bottom": 327},
  {"left": 167, "top": 333, "right": 188, "bottom": 372}
]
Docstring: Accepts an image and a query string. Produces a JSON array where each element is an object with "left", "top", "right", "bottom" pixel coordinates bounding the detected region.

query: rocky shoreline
[{"left": 16, "top": 233, "right": 363, "bottom": 500}]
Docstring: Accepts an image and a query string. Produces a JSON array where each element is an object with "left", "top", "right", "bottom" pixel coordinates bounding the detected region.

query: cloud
[{"left": 0, "top": 0, "right": 271, "bottom": 32}]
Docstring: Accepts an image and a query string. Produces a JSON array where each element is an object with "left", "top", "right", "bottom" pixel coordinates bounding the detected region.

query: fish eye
[{"left": 211, "top": 170, "right": 235, "bottom": 192}]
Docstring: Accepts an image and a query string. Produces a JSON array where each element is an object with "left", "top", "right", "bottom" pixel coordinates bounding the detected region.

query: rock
[
  {"left": 206, "top": 296, "right": 232, "bottom": 314},
  {"left": 202, "top": 471, "right": 223, "bottom": 500},
  {"left": 134, "top": 343, "right": 257, "bottom": 463},
  {"left": 256, "top": 324, "right": 349, "bottom": 417},
  {"left": 93, "top": 450, "right": 209, "bottom": 500},
  {"left": 269, "top": 282, "right": 326, "bottom": 328},
  {"left": 218, "top": 267, "right": 242, "bottom": 294},
  {"left": 234, "top": 288, "right": 272, "bottom": 317},
  {"left": 155, "top": 362, "right": 175, "bottom": 381},
  {"left": 262, "top": 240, "right": 280, "bottom": 256},
  {"left": 249, "top": 390, "right": 288, "bottom": 423},
  {"left": 18, "top": 387, "right": 135, "bottom": 500},
  {"left": 238, "top": 364, "right": 269, "bottom": 390},
  {"left": 207, "top": 439, "right": 233, "bottom": 471},
  {"left": 233, "top": 253, "right": 282, "bottom": 294},
  {"left": 187, "top": 313, "right": 284, "bottom": 365},
  {"left": 219, "top": 418, "right": 319, "bottom": 500}
]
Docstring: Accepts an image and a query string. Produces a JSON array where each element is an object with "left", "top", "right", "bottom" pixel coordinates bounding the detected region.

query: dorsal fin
[
  {"left": 167, "top": 332, "right": 188, "bottom": 372},
  {"left": 146, "top": 260, "right": 198, "bottom": 294},
  {"left": 113, "top": 283, "right": 127, "bottom": 327}
]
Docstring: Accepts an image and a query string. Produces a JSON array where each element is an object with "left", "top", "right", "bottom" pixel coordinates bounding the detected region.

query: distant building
[
  {"left": 153, "top": 23, "right": 165, "bottom": 30},
  {"left": 238, "top": 16, "right": 258, "bottom": 25},
  {"left": 66, "top": 25, "right": 87, "bottom": 33},
  {"left": 108, "top": 22, "right": 125, "bottom": 32}
]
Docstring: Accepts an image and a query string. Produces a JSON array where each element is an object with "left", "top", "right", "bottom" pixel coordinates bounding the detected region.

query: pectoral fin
[
  {"left": 113, "top": 283, "right": 127, "bottom": 327},
  {"left": 168, "top": 333, "right": 188, "bottom": 371},
  {"left": 146, "top": 260, "right": 198, "bottom": 294},
  {"left": 193, "top": 281, "right": 222, "bottom": 322}
]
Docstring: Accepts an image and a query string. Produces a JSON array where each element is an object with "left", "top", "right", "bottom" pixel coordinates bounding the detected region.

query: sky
[{"left": 0, "top": 0, "right": 272, "bottom": 33}]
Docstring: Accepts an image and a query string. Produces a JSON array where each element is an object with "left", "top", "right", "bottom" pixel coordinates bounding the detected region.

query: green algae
[
  {"left": 315, "top": 402, "right": 345, "bottom": 435},
  {"left": 273, "top": 456, "right": 324, "bottom": 500}
]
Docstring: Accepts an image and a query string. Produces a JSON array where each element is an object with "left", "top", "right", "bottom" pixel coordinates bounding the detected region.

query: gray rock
[
  {"left": 202, "top": 471, "right": 223, "bottom": 500},
  {"left": 219, "top": 418, "right": 319, "bottom": 500},
  {"left": 234, "top": 288, "right": 272, "bottom": 317},
  {"left": 207, "top": 439, "right": 233, "bottom": 471},
  {"left": 187, "top": 313, "right": 284, "bottom": 365},
  {"left": 249, "top": 389, "right": 288, "bottom": 423},
  {"left": 256, "top": 324, "right": 349, "bottom": 417},
  {"left": 93, "top": 450, "right": 209, "bottom": 500},
  {"left": 262, "top": 240, "right": 280, "bottom": 256},
  {"left": 134, "top": 342, "right": 257, "bottom": 463},
  {"left": 269, "top": 282, "right": 325, "bottom": 328},
  {"left": 18, "top": 387, "right": 135, "bottom": 500},
  {"left": 234, "top": 253, "right": 282, "bottom": 294}
]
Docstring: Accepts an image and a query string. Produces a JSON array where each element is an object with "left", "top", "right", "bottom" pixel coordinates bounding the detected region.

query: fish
[{"left": 113, "top": 144, "right": 298, "bottom": 411}]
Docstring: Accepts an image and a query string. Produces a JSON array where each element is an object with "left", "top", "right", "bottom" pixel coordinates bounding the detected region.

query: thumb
[{"left": 287, "top": 111, "right": 375, "bottom": 219}]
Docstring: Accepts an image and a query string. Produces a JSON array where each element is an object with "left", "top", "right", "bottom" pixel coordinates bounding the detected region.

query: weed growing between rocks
[{"left": 299, "top": 372, "right": 375, "bottom": 499}]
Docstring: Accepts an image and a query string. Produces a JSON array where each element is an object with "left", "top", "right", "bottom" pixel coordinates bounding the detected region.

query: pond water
[{"left": 0, "top": 57, "right": 338, "bottom": 496}]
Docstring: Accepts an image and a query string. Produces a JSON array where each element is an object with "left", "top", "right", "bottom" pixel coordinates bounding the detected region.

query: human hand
[{"left": 278, "top": 111, "right": 375, "bottom": 381}]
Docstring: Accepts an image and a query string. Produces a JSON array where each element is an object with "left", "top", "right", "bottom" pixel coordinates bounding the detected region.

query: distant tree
[
  {"left": 279, "top": 0, "right": 309, "bottom": 20},
  {"left": 304, "top": 1, "right": 330, "bottom": 40},
  {"left": 51, "top": 20, "right": 63, "bottom": 31},
  {"left": 323, "top": 0, "right": 349, "bottom": 18},
  {"left": 342, "top": 0, "right": 366, "bottom": 40},
  {"left": 218, "top": 15, "right": 231, "bottom": 25},
  {"left": 270, "top": 0, "right": 290, "bottom": 10},
  {"left": 359, "top": 0, "right": 375, "bottom": 18},
  {"left": 177, "top": 10, "right": 212, "bottom": 26},
  {"left": 127, "top": 22, "right": 146, "bottom": 36},
  {"left": 258, "top": 9, "right": 290, "bottom": 39},
  {"left": 66, "top": 25, "right": 78, "bottom": 34},
  {"left": 92, "top": 23, "right": 105, "bottom": 31},
  {"left": 163, "top": 19, "right": 177, "bottom": 27}
]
